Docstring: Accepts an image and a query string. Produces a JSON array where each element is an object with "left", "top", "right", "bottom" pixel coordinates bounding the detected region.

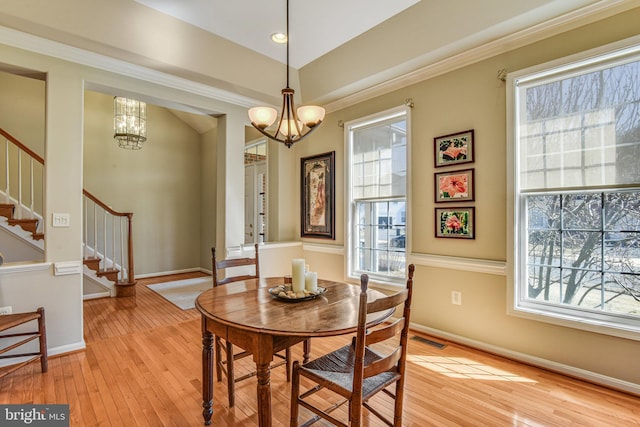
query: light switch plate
[{"left": 52, "top": 213, "right": 70, "bottom": 227}]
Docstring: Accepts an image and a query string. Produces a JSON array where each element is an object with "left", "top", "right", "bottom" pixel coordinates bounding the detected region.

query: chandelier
[
  {"left": 248, "top": 0, "right": 325, "bottom": 148},
  {"left": 114, "top": 97, "right": 147, "bottom": 150}
]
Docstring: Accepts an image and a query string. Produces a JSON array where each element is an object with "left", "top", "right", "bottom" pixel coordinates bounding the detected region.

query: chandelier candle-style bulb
[{"left": 114, "top": 96, "right": 147, "bottom": 150}]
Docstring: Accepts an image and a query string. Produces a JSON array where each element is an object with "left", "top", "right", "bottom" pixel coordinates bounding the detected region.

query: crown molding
[
  {"left": 323, "top": 0, "right": 636, "bottom": 113},
  {"left": 0, "top": 25, "right": 261, "bottom": 109}
]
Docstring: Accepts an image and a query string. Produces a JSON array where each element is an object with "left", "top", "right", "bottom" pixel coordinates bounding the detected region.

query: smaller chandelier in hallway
[{"left": 114, "top": 97, "right": 147, "bottom": 150}]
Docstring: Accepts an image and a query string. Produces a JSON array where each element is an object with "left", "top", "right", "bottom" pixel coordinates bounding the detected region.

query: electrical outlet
[
  {"left": 451, "top": 291, "right": 462, "bottom": 306},
  {"left": 0, "top": 306, "right": 12, "bottom": 315}
]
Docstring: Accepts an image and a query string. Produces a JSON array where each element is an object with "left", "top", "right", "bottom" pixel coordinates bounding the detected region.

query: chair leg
[
  {"left": 290, "top": 361, "right": 300, "bottom": 427},
  {"left": 393, "top": 380, "right": 404, "bottom": 426},
  {"left": 285, "top": 347, "right": 291, "bottom": 382},
  {"left": 214, "top": 337, "right": 223, "bottom": 382},
  {"left": 37, "top": 307, "right": 48, "bottom": 373},
  {"left": 349, "top": 396, "right": 362, "bottom": 427},
  {"left": 226, "top": 341, "right": 235, "bottom": 407}
]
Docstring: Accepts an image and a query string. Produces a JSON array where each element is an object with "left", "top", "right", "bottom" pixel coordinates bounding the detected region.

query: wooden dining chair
[
  {"left": 290, "top": 264, "right": 415, "bottom": 427},
  {"left": 0, "top": 307, "right": 48, "bottom": 379},
  {"left": 211, "top": 243, "right": 291, "bottom": 407}
]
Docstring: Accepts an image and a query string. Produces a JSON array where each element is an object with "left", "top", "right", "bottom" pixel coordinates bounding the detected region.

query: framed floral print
[
  {"left": 435, "top": 169, "right": 474, "bottom": 202},
  {"left": 434, "top": 129, "right": 474, "bottom": 167},
  {"left": 435, "top": 207, "right": 475, "bottom": 239},
  {"left": 301, "top": 151, "right": 335, "bottom": 239}
]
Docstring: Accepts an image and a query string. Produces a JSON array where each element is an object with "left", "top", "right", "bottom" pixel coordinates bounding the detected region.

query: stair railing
[
  {"left": 0, "top": 128, "right": 44, "bottom": 231},
  {"left": 1, "top": 127, "right": 135, "bottom": 289},
  {"left": 83, "top": 190, "right": 135, "bottom": 285}
]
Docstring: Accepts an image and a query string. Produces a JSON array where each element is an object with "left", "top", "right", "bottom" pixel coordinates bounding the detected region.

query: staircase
[
  {"left": 0, "top": 203, "right": 44, "bottom": 241},
  {"left": 0, "top": 128, "right": 136, "bottom": 297}
]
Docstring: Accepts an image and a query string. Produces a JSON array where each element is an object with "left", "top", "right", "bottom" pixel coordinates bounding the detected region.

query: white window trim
[
  {"left": 343, "top": 105, "right": 412, "bottom": 287},
  {"left": 506, "top": 35, "right": 640, "bottom": 341}
]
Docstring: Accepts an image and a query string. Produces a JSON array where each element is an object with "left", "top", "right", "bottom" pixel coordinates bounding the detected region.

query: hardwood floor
[{"left": 0, "top": 272, "right": 638, "bottom": 426}]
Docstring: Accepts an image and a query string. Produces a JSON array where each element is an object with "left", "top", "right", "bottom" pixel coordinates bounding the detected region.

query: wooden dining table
[{"left": 195, "top": 276, "right": 392, "bottom": 426}]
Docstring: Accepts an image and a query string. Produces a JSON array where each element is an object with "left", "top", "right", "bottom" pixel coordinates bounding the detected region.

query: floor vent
[{"left": 411, "top": 335, "right": 446, "bottom": 349}]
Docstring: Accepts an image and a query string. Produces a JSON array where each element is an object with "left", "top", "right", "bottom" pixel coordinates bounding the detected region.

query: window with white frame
[
  {"left": 346, "top": 106, "right": 409, "bottom": 284},
  {"left": 509, "top": 38, "right": 640, "bottom": 336}
]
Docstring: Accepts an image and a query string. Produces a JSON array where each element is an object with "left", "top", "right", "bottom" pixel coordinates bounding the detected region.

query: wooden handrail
[
  {"left": 0, "top": 128, "right": 44, "bottom": 165},
  {"left": 1, "top": 127, "right": 136, "bottom": 293},
  {"left": 82, "top": 190, "right": 131, "bottom": 217}
]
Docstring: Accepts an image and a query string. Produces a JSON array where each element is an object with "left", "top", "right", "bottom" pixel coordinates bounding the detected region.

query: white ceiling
[{"left": 134, "top": 0, "right": 420, "bottom": 69}]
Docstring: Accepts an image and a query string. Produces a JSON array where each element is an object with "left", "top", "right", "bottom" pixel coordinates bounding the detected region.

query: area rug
[{"left": 147, "top": 276, "right": 212, "bottom": 310}]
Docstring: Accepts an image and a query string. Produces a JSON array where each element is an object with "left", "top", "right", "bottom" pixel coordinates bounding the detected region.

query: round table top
[{"left": 195, "top": 277, "right": 392, "bottom": 338}]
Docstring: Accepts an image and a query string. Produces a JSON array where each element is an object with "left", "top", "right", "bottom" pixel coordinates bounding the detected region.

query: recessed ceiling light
[{"left": 271, "top": 32, "right": 287, "bottom": 44}]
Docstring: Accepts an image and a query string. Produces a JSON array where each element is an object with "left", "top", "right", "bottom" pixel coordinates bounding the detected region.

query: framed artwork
[
  {"left": 435, "top": 168, "right": 474, "bottom": 202},
  {"left": 434, "top": 129, "right": 474, "bottom": 167},
  {"left": 301, "top": 151, "right": 335, "bottom": 239},
  {"left": 435, "top": 207, "right": 475, "bottom": 239}
]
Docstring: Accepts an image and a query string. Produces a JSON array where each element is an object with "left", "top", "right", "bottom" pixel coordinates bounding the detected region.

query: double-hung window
[
  {"left": 346, "top": 106, "right": 409, "bottom": 285},
  {"left": 508, "top": 38, "right": 640, "bottom": 337}
]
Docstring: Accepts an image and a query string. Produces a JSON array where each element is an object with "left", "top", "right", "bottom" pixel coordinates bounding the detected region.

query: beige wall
[
  {"left": 83, "top": 90, "right": 205, "bottom": 275},
  {"left": 0, "top": 71, "right": 46, "bottom": 216},
  {"left": 290, "top": 8, "right": 640, "bottom": 387},
  {"left": 0, "top": 71, "right": 45, "bottom": 156}
]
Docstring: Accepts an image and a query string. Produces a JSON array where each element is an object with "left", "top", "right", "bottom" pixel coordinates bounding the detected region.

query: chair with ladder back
[
  {"left": 211, "top": 243, "right": 292, "bottom": 407},
  {"left": 290, "top": 264, "right": 415, "bottom": 426}
]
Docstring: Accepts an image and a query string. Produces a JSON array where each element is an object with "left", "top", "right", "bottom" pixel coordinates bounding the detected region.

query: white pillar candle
[
  {"left": 291, "top": 259, "right": 305, "bottom": 293},
  {"left": 305, "top": 271, "right": 318, "bottom": 293}
]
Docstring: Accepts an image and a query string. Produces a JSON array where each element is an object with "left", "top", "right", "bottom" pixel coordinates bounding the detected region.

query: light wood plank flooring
[{"left": 0, "top": 272, "right": 638, "bottom": 426}]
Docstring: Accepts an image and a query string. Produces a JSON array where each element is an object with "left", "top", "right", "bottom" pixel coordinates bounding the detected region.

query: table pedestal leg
[
  {"left": 256, "top": 362, "right": 272, "bottom": 427},
  {"left": 201, "top": 322, "right": 213, "bottom": 425}
]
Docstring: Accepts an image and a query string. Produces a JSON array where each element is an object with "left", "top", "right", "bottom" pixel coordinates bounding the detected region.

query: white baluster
[
  {"left": 111, "top": 214, "right": 116, "bottom": 273},
  {"left": 17, "top": 150, "right": 22, "bottom": 218},
  {"left": 4, "top": 141, "right": 9, "bottom": 203},
  {"left": 93, "top": 203, "right": 98, "bottom": 259},
  {"left": 103, "top": 211, "right": 107, "bottom": 270},
  {"left": 29, "top": 158, "right": 34, "bottom": 219}
]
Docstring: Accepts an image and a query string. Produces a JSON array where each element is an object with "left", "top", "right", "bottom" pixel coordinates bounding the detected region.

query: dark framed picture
[
  {"left": 435, "top": 207, "right": 475, "bottom": 239},
  {"left": 434, "top": 129, "right": 474, "bottom": 167},
  {"left": 301, "top": 151, "right": 335, "bottom": 239},
  {"left": 435, "top": 168, "right": 474, "bottom": 202}
]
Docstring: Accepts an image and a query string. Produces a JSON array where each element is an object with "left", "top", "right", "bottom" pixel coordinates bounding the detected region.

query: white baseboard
[
  {"left": 135, "top": 267, "right": 203, "bottom": 279},
  {"left": 48, "top": 340, "right": 86, "bottom": 357},
  {"left": 83, "top": 291, "right": 110, "bottom": 300},
  {"left": 411, "top": 323, "right": 640, "bottom": 396}
]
